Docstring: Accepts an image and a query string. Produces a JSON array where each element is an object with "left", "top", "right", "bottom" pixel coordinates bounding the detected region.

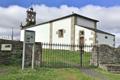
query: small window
[
  {"left": 58, "top": 29, "right": 64, "bottom": 38},
  {"left": 80, "top": 31, "right": 84, "bottom": 35},
  {"left": 105, "top": 36, "right": 108, "bottom": 39}
]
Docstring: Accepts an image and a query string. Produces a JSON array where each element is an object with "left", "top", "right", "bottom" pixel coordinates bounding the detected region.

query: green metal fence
[{"left": 41, "top": 43, "right": 94, "bottom": 68}]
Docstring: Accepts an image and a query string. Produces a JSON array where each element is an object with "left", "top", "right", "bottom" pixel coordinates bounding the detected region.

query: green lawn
[
  {"left": 96, "top": 68, "right": 120, "bottom": 80},
  {"left": 0, "top": 49, "right": 119, "bottom": 80},
  {"left": 0, "top": 49, "right": 97, "bottom": 80},
  {"left": 42, "top": 49, "right": 91, "bottom": 68},
  {"left": 0, "top": 66, "right": 98, "bottom": 80}
]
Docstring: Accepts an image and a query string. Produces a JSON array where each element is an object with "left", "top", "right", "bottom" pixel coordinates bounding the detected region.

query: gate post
[
  {"left": 39, "top": 42, "right": 42, "bottom": 67},
  {"left": 80, "top": 45, "right": 83, "bottom": 68},
  {"left": 33, "top": 42, "right": 42, "bottom": 67},
  {"left": 90, "top": 45, "right": 99, "bottom": 67}
]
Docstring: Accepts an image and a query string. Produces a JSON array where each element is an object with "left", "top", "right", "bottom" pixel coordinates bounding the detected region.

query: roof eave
[
  {"left": 73, "top": 13, "right": 99, "bottom": 22},
  {"left": 21, "top": 13, "right": 99, "bottom": 29}
]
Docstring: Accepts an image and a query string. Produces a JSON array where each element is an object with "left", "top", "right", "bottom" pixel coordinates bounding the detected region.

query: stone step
[
  {"left": 106, "top": 64, "right": 120, "bottom": 73},
  {"left": 100, "top": 64, "right": 120, "bottom": 74},
  {"left": 107, "top": 64, "right": 120, "bottom": 71}
]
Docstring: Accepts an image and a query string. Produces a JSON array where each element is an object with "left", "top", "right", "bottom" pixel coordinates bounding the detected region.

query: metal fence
[
  {"left": 0, "top": 35, "right": 12, "bottom": 40},
  {"left": 41, "top": 43, "right": 96, "bottom": 68}
]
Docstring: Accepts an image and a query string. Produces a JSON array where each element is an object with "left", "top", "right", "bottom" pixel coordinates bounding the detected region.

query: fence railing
[
  {"left": 0, "top": 36, "right": 12, "bottom": 40},
  {"left": 41, "top": 43, "right": 96, "bottom": 68}
]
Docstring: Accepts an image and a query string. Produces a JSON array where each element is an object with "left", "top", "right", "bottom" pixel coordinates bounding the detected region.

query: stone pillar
[
  {"left": 24, "top": 42, "right": 43, "bottom": 67},
  {"left": 25, "top": 44, "right": 33, "bottom": 67},
  {"left": 90, "top": 45, "right": 99, "bottom": 67},
  {"left": 34, "top": 42, "right": 42, "bottom": 67}
]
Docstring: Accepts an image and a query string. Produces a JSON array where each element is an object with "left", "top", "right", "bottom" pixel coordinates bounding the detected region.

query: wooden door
[{"left": 79, "top": 37, "right": 84, "bottom": 46}]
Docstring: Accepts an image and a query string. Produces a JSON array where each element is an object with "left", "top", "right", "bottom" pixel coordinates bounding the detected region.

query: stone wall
[
  {"left": 90, "top": 45, "right": 99, "bottom": 66},
  {"left": 91, "top": 44, "right": 120, "bottom": 66},
  {"left": 0, "top": 39, "right": 42, "bottom": 67},
  {"left": 98, "top": 45, "right": 120, "bottom": 64}
]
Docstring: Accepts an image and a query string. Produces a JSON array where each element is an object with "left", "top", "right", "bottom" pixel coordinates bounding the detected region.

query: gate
[{"left": 41, "top": 43, "right": 94, "bottom": 68}]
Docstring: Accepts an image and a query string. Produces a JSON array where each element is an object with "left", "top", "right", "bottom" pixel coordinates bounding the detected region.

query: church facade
[{"left": 20, "top": 13, "right": 115, "bottom": 48}]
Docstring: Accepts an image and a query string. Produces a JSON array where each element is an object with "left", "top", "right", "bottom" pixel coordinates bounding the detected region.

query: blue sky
[{"left": 0, "top": 0, "right": 120, "bottom": 7}]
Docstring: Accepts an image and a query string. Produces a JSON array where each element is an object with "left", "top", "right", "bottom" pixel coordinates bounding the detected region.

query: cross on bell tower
[{"left": 21, "top": 7, "right": 36, "bottom": 29}]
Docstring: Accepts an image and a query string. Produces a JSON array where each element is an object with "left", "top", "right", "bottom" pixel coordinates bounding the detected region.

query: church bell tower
[{"left": 21, "top": 7, "right": 36, "bottom": 29}]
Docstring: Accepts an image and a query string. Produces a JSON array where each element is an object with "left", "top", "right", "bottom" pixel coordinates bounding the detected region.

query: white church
[{"left": 20, "top": 8, "right": 115, "bottom": 48}]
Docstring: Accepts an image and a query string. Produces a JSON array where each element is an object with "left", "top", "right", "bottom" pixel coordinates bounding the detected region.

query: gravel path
[{"left": 80, "top": 68, "right": 109, "bottom": 80}]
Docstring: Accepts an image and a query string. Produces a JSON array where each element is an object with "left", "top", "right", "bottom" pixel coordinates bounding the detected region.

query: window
[
  {"left": 80, "top": 31, "right": 84, "bottom": 35},
  {"left": 58, "top": 29, "right": 64, "bottom": 38},
  {"left": 105, "top": 36, "right": 108, "bottom": 39}
]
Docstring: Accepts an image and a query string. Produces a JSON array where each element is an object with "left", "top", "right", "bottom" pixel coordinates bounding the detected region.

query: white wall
[
  {"left": 20, "top": 23, "right": 50, "bottom": 43},
  {"left": 76, "top": 17, "right": 96, "bottom": 29},
  {"left": 75, "top": 25, "right": 95, "bottom": 45},
  {"left": 52, "top": 17, "right": 71, "bottom": 44},
  {"left": 20, "top": 30, "right": 24, "bottom": 41},
  {"left": 96, "top": 32, "right": 115, "bottom": 47},
  {"left": 20, "top": 17, "right": 72, "bottom": 50},
  {"left": 75, "top": 25, "right": 95, "bottom": 51}
]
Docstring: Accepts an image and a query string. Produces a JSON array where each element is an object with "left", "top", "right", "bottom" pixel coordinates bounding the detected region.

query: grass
[
  {"left": 0, "top": 49, "right": 97, "bottom": 80},
  {"left": 96, "top": 68, "right": 120, "bottom": 80},
  {"left": 1, "top": 49, "right": 119, "bottom": 80},
  {"left": 42, "top": 49, "right": 91, "bottom": 67},
  {"left": 0, "top": 65, "right": 98, "bottom": 80}
]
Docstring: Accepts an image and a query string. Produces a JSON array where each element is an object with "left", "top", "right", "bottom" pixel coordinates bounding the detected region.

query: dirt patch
[
  {"left": 57, "top": 69, "right": 77, "bottom": 80},
  {"left": 67, "top": 75, "right": 77, "bottom": 80}
]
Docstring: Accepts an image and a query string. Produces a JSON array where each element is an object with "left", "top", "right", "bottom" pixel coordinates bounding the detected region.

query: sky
[
  {"left": 0, "top": 0, "right": 120, "bottom": 47},
  {"left": 1, "top": 0, "right": 120, "bottom": 7}
]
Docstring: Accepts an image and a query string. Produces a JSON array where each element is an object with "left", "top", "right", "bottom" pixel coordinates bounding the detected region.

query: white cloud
[
  {"left": 0, "top": 5, "right": 120, "bottom": 46},
  {"left": 0, "top": 5, "right": 26, "bottom": 40}
]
